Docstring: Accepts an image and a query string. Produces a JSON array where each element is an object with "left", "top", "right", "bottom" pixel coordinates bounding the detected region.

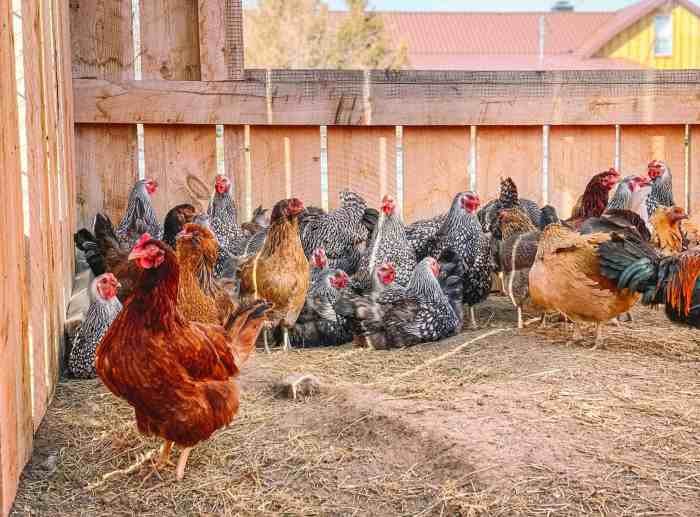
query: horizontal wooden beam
[{"left": 73, "top": 70, "right": 700, "bottom": 126}]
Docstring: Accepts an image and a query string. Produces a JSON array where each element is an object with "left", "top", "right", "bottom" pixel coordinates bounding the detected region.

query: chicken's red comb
[{"left": 134, "top": 233, "right": 152, "bottom": 249}]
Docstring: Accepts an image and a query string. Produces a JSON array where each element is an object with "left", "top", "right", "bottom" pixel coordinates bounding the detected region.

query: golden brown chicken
[
  {"left": 650, "top": 206, "right": 688, "bottom": 256},
  {"left": 238, "top": 198, "right": 310, "bottom": 352},
  {"left": 96, "top": 234, "right": 271, "bottom": 480},
  {"left": 529, "top": 223, "right": 639, "bottom": 348},
  {"left": 176, "top": 223, "right": 237, "bottom": 324}
]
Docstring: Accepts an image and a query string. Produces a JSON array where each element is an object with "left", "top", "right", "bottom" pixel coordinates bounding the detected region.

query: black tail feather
[{"left": 74, "top": 228, "right": 106, "bottom": 276}]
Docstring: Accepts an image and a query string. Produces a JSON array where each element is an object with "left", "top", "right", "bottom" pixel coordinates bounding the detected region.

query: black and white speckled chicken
[
  {"left": 68, "top": 273, "right": 122, "bottom": 379},
  {"left": 430, "top": 192, "right": 492, "bottom": 330},
  {"left": 114, "top": 178, "right": 162, "bottom": 248},
  {"left": 646, "top": 160, "right": 675, "bottom": 218},
  {"left": 336, "top": 257, "right": 463, "bottom": 349},
  {"left": 478, "top": 177, "right": 542, "bottom": 231},
  {"left": 352, "top": 195, "right": 416, "bottom": 291},
  {"left": 284, "top": 267, "right": 352, "bottom": 348},
  {"left": 299, "top": 191, "right": 378, "bottom": 275},
  {"left": 208, "top": 176, "right": 247, "bottom": 275},
  {"left": 406, "top": 212, "right": 447, "bottom": 259}
]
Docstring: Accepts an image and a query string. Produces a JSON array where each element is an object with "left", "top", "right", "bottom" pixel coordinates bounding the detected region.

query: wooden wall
[{"left": 1, "top": 0, "right": 76, "bottom": 514}]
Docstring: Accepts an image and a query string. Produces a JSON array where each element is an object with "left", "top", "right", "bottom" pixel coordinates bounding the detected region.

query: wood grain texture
[
  {"left": 620, "top": 125, "right": 687, "bottom": 209},
  {"left": 0, "top": 0, "right": 32, "bottom": 511},
  {"left": 144, "top": 125, "right": 218, "bottom": 218},
  {"left": 73, "top": 78, "right": 700, "bottom": 126},
  {"left": 70, "top": 0, "right": 134, "bottom": 80},
  {"left": 549, "top": 126, "right": 616, "bottom": 218},
  {"left": 690, "top": 126, "right": 700, "bottom": 216},
  {"left": 477, "top": 126, "right": 543, "bottom": 206},
  {"left": 75, "top": 125, "right": 138, "bottom": 228},
  {"left": 139, "top": 0, "right": 201, "bottom": 80},
  {"left": 198, "top": 0, "right": 226, "bottom": 81},
  {"left": 402, "top": 127, "right": 470, "bottom": 223},
  {"left": 248, "top": 127, "right": 322, "bottom": 210},
  {"left": 223, "top": 126, "right": 247, "bottom": 218},
  {"left": 326, "top": 127, "right": 396, "bottom": 211}
]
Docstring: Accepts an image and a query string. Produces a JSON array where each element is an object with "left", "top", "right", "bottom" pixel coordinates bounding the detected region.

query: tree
[{"left": 244, "top": 0, "right": 408, "bottom": 69}]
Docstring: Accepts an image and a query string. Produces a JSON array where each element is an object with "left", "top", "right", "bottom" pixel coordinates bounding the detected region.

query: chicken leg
[
  {"left": 517, "top": 307, "right": 523, "bottom": 329},
  {"left": 469, "top": 306, "right": 478, "bottom": 330},
  {"left": 591, "top": 323, "right": 605, "bottom": 351},
  {"left": 282, "top": 327, "right": 292, "bottom": 352},
  {"left": 263, "top": 328, "right": 271, "bottom": 354},
  {"left": 157, "top": 440, "right": 174, "bottom": 468},
  {"left": 176, "top": 447, "right": 193, "bottom": 481}
]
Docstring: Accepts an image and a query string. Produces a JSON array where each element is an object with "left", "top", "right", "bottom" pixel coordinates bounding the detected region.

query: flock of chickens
[{"left": 68, "top": 160, "right": 700, "bottom": 480}]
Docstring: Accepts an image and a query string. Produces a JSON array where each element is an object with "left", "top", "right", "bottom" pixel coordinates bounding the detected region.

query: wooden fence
[{"left": 0, "top": 0, "right": 76, "bottom": 514}]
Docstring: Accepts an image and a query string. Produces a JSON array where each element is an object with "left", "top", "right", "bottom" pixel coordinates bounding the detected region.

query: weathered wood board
[
  {"left": 548, "top": 126, "right": 616, "bottom": 218},
  {"left": 143, "top": 125, "right": 218, "bottom": 218},
  {"left": 476, "top": 126, "right": 543, "bottom": 206},
  {"left": 326, "top": 127, "right": 396, "bottom": 211},
  {"left": 223, "top": 125, "right": 247, "bottom": 218},
  {"left": 691, "top": 126, "right": 699, "bottom": 216},
  {"left": 402, "top": 127, "right": 469, "bottom": 223}
]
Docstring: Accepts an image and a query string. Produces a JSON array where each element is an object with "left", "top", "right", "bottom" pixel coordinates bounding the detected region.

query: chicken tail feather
[
  {"left": 224, "top": 300, "right": 273, "bottom": 366},
  {"left": 74, "top": 228, "right": 107, "bottom": 276}
]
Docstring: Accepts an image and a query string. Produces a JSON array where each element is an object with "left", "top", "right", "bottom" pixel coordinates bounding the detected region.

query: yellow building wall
[{"left": 598, "top": 4, "right": 700, "bottom": 69}]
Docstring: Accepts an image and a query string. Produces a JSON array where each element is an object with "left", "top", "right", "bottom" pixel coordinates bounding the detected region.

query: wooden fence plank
[
  {"left": 144, "top": 125, "right": 218, "bottom": 218},
  {"left": 402, "top": 127, "right": 469, "bottom": 223},
  {"left": 248, "top": 127, "right": 322, "bottom": 211},
  {"left": 139, "top": 0, "right": 201, "bottom": 81},
  {"left": 690, "top": 126, "right": 699, "bottom": 217},
  {"left": 327, "top": 127, "right": 396, "bottom": 211},
  {"left": 0, "top": 0, "right": 32, "bottom": 510},
  {"left": 549, "top": 126, "right": 616, "bottom": 218},
  {"left": 75, "top": 125, "right": 138, "bottom": 228},
  {"left": 620, "top": 125, "right": 687, "bottom": 209},
  {"left": 70, "top": 0, "right": 134, "bottom": 80},
  {"left": 198, "top": 0, "right": 226, "bottom": 81},
  {"left": 72, "top": 78, "right": 700, "bottom": 126},
  {"left": 223, "top": 126, "right": 247, "bottom": 218},
  {"left": 477, "top": 126, "right": 543, "bottom": 206}
]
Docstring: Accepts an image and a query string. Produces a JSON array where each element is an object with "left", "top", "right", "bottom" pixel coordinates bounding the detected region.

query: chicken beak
[{"left": 128, "top": 248, "right": 147, "bottom": 261}]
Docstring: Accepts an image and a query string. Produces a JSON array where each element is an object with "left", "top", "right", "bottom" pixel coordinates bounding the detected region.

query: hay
[{"left": 11, "top": 297, "right": 700, "bottom": 516}]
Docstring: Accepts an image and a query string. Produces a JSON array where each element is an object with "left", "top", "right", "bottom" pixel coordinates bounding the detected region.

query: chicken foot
[
  {"left": 590, "top": 323, "right": 605, "bottom": 351},
  {"left": 176, "top": 447, "right": 193, "bottom": 481}
]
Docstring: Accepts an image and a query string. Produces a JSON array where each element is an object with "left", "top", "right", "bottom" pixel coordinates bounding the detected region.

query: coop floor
[{"left": 11, "top": 296, "right": 700, "bottom": 516}]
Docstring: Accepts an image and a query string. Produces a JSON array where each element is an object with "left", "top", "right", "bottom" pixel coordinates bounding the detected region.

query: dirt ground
[{"left": 10, "top": 296, "right": 700, "bottom": 516}]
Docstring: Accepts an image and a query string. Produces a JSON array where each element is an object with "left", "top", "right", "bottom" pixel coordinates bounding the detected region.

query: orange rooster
[
  {"left": 650, "top": 206, "right": 688, "bottom": 256},
  {"left": 237, "top": 198, "right": 310, "bottom": 352},
  {"left": 529, "top": 223, "right": 639, "bottom": 349},
  {"left": 95, "top": 233, "right": 271, "bottom": 480}
]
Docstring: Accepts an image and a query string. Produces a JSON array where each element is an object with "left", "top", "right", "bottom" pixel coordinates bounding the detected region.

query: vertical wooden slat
[
  {"left": 198, "top": 0, "right": 227, "bottom": 81},
  {"left": 327, "top": 127, "right": 397, "bottom": 211},
  {"left": 620, "top": 125, "right": 686, "bottom": 209},
  {"left": 70, "top": 0, "right": 134, "bottom": 80},
  {"left": 477, "top": 126, "right": 543, "bottom": 206},
  {"left": 139, "top": 0, "right": 201, "bottom": 81},
  {"left": 548, "top": 126, "right": 616, "bottom": 218},
  {"left": 690, "top": 126, "right": 700, "bottom": 215},
  {"left": 0, "top": 0, "right": 32, "bottom": 510},
  {"left": 249, "top": 127, "right": 322, "bottom": 210},
  {"left": 223, "top": 125, "right": 247, "bottom": 218},
  {"left": 143, "top": 125, "right": 218, "bottom": 217},
  {"left": 402, "top": 127, "right": 470, "bottom": 223}
]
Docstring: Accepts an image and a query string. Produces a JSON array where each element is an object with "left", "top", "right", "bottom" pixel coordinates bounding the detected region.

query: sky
[{"left": 244, "top": 0, "right": 642, "bottom": 11}]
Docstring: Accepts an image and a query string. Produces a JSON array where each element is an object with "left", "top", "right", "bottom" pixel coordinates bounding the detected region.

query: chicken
[
  {"left": 566, "top": 168, "right": 620, "bottom": 229},
  {"left": 237, "top": 198, "right": 310, "bottom": 352},
  {"left": 68, "top": 273, "right": 122, "bottom": 379},
  {"left": 430, "top": 192, "right": 491, "bottom": 329},
  {"left": 478, "top": 177, "right": 543, "bottom": 231},
  {"left": 208, "top": 175, "right": 247, "bottom": 275},
  {"left": 650, "top": 206, "right": 688, "bottom": 255},
  {"left": 176, "top": 223, "right": 238, "bottom": 325},
  {"left": 241, "top": 206, "right": 270, "bottom": 237},
  {"left": 352, "top": 195, "right": 416, "bottom": 291},
  {"left": 406, "top": 212, "right": 447, "bottom": 259},
  {"left": 96, "top": 236, "right": 271, "bottom": 481},
  {"left": 284, "top": 267, "right": 352, "bottom": 348},
  {"left": 598, "top": 233, "right": 700, "bottom": 328},
  {"left": 491, "top": 208, "right": 540, "bottom": 329},
  {"left": 162, "top": 204, "right": 197, "bottom": 250},
  {"left": 337, "top": 256, "right": 463, "bottom": 350},
  {"left": 74, "top": 213, "right": 141, "bottom": 301},
  {"left": 115, "top": 178, "right": 162, "bottom": 248},
  {"left": 529, "top": 223, "right": 640, "bottom": 349},
  {"left": 646, "top": 160, "right": 675, "bottom": 217},
  {"left": 299, "top": 191, "right": 378, "bottom": 275},
  {"left": 681, "top": 218, "right": 700, "bottom": 249}
]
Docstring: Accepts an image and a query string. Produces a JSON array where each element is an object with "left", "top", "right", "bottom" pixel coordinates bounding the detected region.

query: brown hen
[{"left": 650, "top": 206, "right": 688, "bottom": 256}]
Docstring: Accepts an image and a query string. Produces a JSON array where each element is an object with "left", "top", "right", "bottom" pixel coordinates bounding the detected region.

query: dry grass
[{"left": 11, "top": 297, "right": 700, "bottom": 516}]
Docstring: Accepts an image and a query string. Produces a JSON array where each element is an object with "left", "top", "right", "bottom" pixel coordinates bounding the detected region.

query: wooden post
[{"left": 198, "top": 0, "right": 227, "bottom": 81}]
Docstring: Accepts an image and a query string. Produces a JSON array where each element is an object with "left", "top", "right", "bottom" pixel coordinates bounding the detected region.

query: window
[{"left": 654, "top": 15, "right": 673, "bottom": 57}]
